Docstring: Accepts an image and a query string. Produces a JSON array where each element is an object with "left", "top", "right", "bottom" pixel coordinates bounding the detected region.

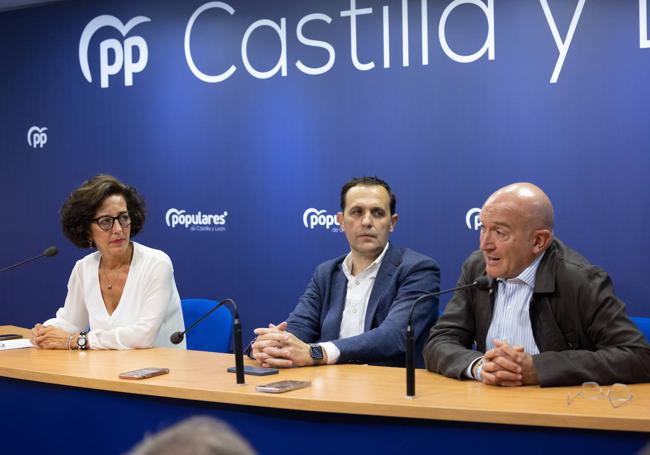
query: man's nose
[{"left": 479, "top": 231, "right": 491, "bottom": 251}]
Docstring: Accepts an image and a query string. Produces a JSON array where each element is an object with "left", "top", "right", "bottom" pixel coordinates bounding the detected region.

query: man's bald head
[
  {"left": 479, "top": 183, "right": 555, "bottom": 279},
  {"left": 483, "top": 182, "right": 554, "bottom": 232}
]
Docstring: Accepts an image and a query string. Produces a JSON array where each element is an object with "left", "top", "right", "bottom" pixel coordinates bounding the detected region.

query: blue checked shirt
[
  {"left": 485, "top": 252, "right": 545, "bottom": 354},
  {"left": 468, "top": 252, "right": 545, "bottom": 380}
]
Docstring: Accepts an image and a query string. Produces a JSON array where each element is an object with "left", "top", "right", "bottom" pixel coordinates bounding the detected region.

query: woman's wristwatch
[{"left": 77, "top": 331, "right": 88, "bottom": 350}]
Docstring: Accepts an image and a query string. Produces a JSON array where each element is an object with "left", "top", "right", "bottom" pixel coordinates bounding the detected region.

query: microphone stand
[
  {"left": 406, "top": 277, "right": 491, "bottom": 398},
  {"left": 170, "top": 298, "right": 245, "bottom": 385},
  {"left": 221, "top": 299, "right": 245, "bottom": 385},
  {"left": 0, "top": 246, "right": 58, "bottom": 273}
]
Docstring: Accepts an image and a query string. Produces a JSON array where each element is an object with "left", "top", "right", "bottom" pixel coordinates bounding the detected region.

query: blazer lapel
[
  {"left": 475, "top": 276, "right": 497, "bottom": 352},
  {"left": 364, "top": 246, "right": 399, "bottom": 331},
  {"left": 321, "top": 264, "right": 348, "bottom": 341}
]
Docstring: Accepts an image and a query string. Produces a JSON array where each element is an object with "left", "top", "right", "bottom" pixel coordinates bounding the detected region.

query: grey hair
[{"left": 127, "top": 416, "right": 255, "bottom": 455}]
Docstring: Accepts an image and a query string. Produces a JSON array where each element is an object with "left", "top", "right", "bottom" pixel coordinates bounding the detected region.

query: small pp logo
[
  {"left": 27, "top": 126, "right": 48, "bottom": 148},
  {"left": 465, "top": 208, "right": 482, "bottom": 230},
  {"left": 302, "top": 208, "right": 340, "bottom": 232},
  {"left": 79, "top": 15, "right": 150, "bottom": 88},
  {"left": 165, "top": 208, "right": 228, "bottom": 232}
]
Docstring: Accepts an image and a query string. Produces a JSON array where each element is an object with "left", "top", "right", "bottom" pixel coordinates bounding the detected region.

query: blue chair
[
  {"left": 180, "top": 298, "right": 233, "bottom": 352},
  {"left": 631, "top": 316, "right": 650, "bottom": 343}
]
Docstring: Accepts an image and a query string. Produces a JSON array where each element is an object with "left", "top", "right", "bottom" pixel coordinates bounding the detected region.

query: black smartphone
[
  {"left": 227, "top": 365, "right": 279, "bottom": 376},
  {"left": 0, "top": 334, "right": 22, "bottom": 341},
  {"left": 118, "top": 367, "right": 170, "bottom": 380}
]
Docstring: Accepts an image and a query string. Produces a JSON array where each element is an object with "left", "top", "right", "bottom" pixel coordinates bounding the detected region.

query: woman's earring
[{"left": 89, "top": 238, "right": 94, "bottom": 248}]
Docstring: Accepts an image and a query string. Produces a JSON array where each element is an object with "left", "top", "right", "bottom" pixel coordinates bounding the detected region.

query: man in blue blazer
[{"left": 251, "top": 177, "right": 440, "bottom": 368}]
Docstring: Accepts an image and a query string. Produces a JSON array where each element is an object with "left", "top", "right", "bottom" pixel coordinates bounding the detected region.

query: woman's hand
[{"left": 31, "top": 324, "right": 72, "bottom": 350}]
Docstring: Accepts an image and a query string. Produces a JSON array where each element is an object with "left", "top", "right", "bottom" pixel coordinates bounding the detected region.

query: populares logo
[
  {"left": 27, "top": 126, "right": 48, "bottom": 148},
  {"left": 465, "top": 207, "right": 482, "bottom": 230},
  {"left": 165, "top": 208, "right": 228, "bottom": 232},
  {"left": 302, "top": 208, "right": 340, "bottom": 232},
  {"left": 79, "top": 15, "right": 150, "bottom": 88}
]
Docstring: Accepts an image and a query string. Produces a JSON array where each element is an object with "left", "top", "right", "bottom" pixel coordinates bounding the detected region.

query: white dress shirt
[
  {"left": 43, "top": 242, "right": 186, "bottom": 349},
  {"left": 320, "top": 242, "right": 390, "bottom": 364}
]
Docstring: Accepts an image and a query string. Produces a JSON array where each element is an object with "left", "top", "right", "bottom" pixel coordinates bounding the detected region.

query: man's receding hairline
[
  {"left": 484, "top": 183, "right": 553, "bottom": 230},
  {"left": 343, "top": 184, "right": 392, "bottom": 208}
]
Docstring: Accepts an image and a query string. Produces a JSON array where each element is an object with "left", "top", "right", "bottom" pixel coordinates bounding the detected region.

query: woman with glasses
[{"left": 30, "top": 175, "right": 186, "bottom": 350}]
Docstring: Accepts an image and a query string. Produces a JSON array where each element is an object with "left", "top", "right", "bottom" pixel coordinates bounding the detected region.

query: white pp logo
[
  {"left": 465, "top": 208, "right": 482, "bottom": 230},
  {"left": 165, "top": 208, "right": 228, "bottom": 230},
  {"left": 166, "top": 208, "right": 186, "bottom": 227},
  {"left": 302, "top": 208, "right": 340, "bottom": 230},
  {"left": 27, "top": 126, "right": 48, "bottom": 148},
  {"left": 79, "top": 15, "right": 150, "bottom": 88}
]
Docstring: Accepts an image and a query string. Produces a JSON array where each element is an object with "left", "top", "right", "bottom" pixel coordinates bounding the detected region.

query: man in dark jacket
[{"left": 424, "top": 182, "right": 650, "bottom": 387}]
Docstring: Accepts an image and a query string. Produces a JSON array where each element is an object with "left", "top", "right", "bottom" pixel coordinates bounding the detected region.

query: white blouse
[{"left": 44, "top": 242, "right": 186, "bottom": 349}]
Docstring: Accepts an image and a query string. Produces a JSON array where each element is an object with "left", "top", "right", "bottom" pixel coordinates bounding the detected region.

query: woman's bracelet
[{"left": 66, "top": 333, "right": 75, "bottom": 350}]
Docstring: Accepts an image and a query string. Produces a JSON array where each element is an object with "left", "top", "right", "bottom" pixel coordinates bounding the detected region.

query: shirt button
[
  {"left": 352, "top": 309, "right": 357, "bottom": 314},
  {"left": 355, "top": 280, "right": 360, "bottom": 285}
]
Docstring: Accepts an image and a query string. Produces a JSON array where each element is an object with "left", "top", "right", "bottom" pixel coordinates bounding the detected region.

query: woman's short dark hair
[{"left": 61, "top": 174, "right": 146, "bottom": 248}]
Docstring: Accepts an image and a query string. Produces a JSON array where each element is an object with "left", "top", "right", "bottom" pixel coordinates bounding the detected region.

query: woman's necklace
[
  {"left": 102, "top": 263, "right": 125, "bottom": 290},
  {"left": 100, "top": 244, "right": 133, "bottom": 291}
]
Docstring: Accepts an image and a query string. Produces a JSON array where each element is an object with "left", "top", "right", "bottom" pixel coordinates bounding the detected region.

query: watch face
[
  {"left": 310, "top": 345, "right": 323, "bottom": 360},
  {"left": 78, "top": 336, "right": 86, "bottom": 347}
]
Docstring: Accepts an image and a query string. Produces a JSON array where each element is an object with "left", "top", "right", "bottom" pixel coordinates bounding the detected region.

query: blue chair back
[
  {"left": 181, "top": 298, "right": 233, "bottom": 352},
  {"left": 631, "top": 316, "right": 650, "bottom": 343}
]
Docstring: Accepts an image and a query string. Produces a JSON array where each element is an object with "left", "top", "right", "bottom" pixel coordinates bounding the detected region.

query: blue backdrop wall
[{"left": 1, "top": 0, "right": 649, "bottom": 339}]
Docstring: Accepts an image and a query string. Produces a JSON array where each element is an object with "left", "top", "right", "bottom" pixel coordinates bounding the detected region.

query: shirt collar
[
  {"left": 498, "top": 251, "right": 545, "bottom": 288},
  {"left": 342, "top": 242, "right": 390, "bottom": 279}
]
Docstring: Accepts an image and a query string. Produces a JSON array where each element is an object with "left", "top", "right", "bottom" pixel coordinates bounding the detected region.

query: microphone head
[
  {"left": 474, "top": 276, "right": 492, "bottom": 290},
  {"left": 170, "top": 331, "right": 185, "bottom": 344},
  {"left": 43, "top": 246, "right": 58, "bottom": 257}
]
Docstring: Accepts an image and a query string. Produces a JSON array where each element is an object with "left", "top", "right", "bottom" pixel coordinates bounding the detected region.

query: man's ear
[
  {"left": 533, "top": 229, "right": 553, "bottom": 254},
  {"left": 389, "top": 214, "right": 399, "bottom": 232},
  {"left": 336, "top": 212, "right": 344, "bottom": 230}
]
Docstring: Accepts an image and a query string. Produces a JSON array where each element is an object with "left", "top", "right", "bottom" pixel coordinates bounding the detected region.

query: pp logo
[
  {"left": 27, "top": 126, "right": 48, "bottom": 148},
  {"left": 465, "top": 208, "right": 482, "bottom": 230},
  {"left": 303, "top": 208, "right": 340, "bottom": 231},
  {"left": 79, "top": 15, "right": 150, "bottom": 88},
  {"left": 165, "top": 208, "right": 228, "bottom": 232}
]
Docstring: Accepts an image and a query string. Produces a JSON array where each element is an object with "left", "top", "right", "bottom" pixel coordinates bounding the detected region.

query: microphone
[
  {"left": 169, "top": 331, "right": 184, "bottom": 345},
  {"left": 406, "top": 276, "right": 492, "bottom": 398},
  {"left": 0, "top": 246, "right": 58, "bottom": 273},
  {"left": 170, "top": 298, "right": 245, "bottom": 385}
]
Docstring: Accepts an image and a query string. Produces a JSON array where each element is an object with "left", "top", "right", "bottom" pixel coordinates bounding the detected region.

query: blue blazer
[{"left": 286, "top": 245, "right": 440, "bottom": 367}]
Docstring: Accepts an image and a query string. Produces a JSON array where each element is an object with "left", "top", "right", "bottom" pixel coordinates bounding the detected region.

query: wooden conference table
[{"left": 0, "top": 325, "right": 648, "bottom": 454}]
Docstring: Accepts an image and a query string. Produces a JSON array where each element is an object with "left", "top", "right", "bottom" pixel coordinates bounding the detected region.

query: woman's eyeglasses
[{"left": 92, "top": 212, "right": 132, "bottom": 231}]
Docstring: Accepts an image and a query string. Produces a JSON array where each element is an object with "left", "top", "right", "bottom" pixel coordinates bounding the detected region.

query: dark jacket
[{"left": 424, "top": 239, "right": 650, "bottom": 386}]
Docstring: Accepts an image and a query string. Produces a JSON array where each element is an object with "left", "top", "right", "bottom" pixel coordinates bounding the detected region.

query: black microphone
[
  {"left": 170, "top": 298, "right": 245, "bottom": 385},
  {"left": 0, "top": 246, "right": 58, "bottom": 273},
  {"left": 406, "top": 276, "right": 492, "bottom": 398}
]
